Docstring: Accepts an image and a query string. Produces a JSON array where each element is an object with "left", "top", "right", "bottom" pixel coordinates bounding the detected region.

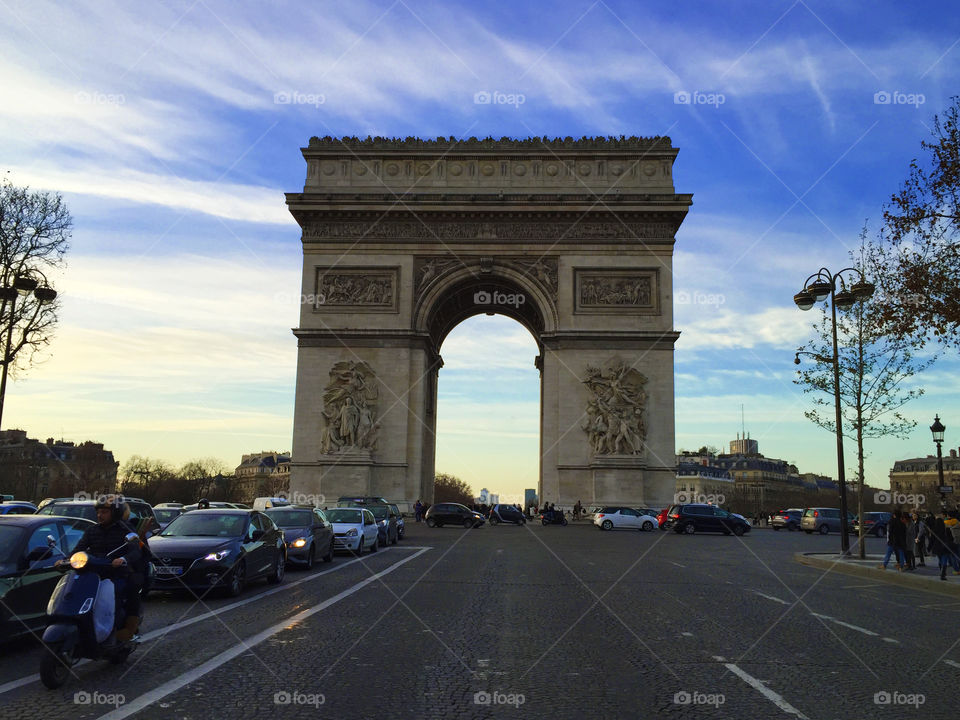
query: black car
[
  {"left": 0, "top": 515, "right": 95, "bottom": 640},
  {"left": 369, "top": 504, "right": 399, "bottom": 545},
  {"left": 424, "top": 503, "right": 485, "bottom": 528},
  {"left": 853, "top": 511, "right": 892, "bottom": 537},
  {"left": 389, "top": 503, "right": 405, "bottom": 539},
  {"left": 488, "top": 503, "right": 526, "bottom": 525},
  {"left": 663, "top": 504, "right": 751, "bottom": 536},
  {"left": 148, "top": 509, "right": 286, "bottom": 597},
  {"left": 265, "top": 506, "right": 334, "bottom": 569}
]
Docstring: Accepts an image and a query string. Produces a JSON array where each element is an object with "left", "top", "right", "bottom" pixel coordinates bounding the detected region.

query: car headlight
[
  {"left": 346, "top": 528, "right": 358, "bottom": 537},
  {"left": 69, "top": 551, "right": 89, "bottom": 569},
  {"left": 203, "top": 549, "right": 231, "bottom": 562},
  {"left": 291, "top": 537, "right": 307, "bottom": 548}
]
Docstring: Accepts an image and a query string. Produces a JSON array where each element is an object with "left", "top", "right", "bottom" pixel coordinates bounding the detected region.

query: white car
[
  {"left": 326, "top": 507, "right": 379, "bottom": 554},
  {"left": 594, "top": 506, "right": 659, "bottom": 531}
]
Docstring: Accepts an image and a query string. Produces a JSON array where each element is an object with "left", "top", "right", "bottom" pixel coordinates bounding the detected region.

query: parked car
[
  {"left": 389, "top": 503, "right": 405, "bottom": 539},
  {"left": 326, "top": 507, "right": 379, "bottom": 554},
  {"left": 0, "top": 501, "right": 37, "bottom": 515},
  {"left": 253, "top": 497, "right": 290, "bottom": 511},
  {"left": 489, "top": 503, "right": 527, "bottom": 525},
  {"left": 154, "top": 502, "right": 183, "bottom": 508},
  {"left": 662, "top": 504, "right": 751, "bottom": 536},
  {"left": 800, "top": 508, "right": 855, "bottom": 535},
  {"left": 424, "top": 503, "right": 485, "bottom": 529},
  {"left": 336, "top": 496, "right": 389, "bottom": 508},
  {"left": 0, "top": 515, "right": 95, "bottom": 639},
  {"left": 594, "top": 507, "right": 658, "bottom": 531},
  {"left": 656, "top": 507, "right": 670, "bottom": 530},
  {"left": 153, "top": 507, "right": 182, "bottom": 531},
  {"left": 148, "top": 509, "right": 286, "bottom": 597},
  {"left": 852, "top": 511, "right": 892, "bottom": 537},
  {"left": 771, "top": 509, "right": 803, "bottom": 531},
  {"left": 265, "top": 506, "right": 334, "bottom": 569},
  {"left": 370, "top": 504, "right": 399, "bottom": 546}
]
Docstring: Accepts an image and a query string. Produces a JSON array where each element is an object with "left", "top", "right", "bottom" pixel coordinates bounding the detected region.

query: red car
[{"left": 656, "top": 507, "right": 669, "bottom": 530}]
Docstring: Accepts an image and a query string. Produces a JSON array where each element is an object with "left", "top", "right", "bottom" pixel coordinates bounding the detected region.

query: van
[
  {"left": 800, "top": 507, "right": 854, "bottom": 535},
  {"left": 252, "top": 496, "right": 290, "bottom": 511}
]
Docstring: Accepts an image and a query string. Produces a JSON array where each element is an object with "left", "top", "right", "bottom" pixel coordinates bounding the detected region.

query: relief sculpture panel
[
  {"left": 575, "top": 269, "right": 659, "bottom": 315},
  {"left": 313, "top": 267, "right": 398, "bottom": 312}
]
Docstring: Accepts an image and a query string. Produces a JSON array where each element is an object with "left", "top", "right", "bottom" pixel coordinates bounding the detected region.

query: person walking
[
  {"left": 912, "top": 511, "right": 927, "bottom": 567},
  {"left": 929, "top": 514, "right": 954, "bottom": 580},
  {"left": 903, "top": 512, "right": 918, "bottom": 571},
  {"left": 414, "top": 499, "right": 423, "bottom": 523},
  {"left": 947, "top": 511, "right": 960, "bottom": 574},
  {"left": 879, "top": 509, "right": 906, "bottom": 571}
]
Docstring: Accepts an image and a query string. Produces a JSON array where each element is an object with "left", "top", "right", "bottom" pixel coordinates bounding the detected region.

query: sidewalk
[{"left": 795, "top": 552, "right": 960, "bottom": 598}]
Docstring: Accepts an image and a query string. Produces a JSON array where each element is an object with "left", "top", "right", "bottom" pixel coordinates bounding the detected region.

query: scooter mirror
[
  {"left": 46, "top": 535, "right": 58, "bottom": 547},
  {"left": 125, "top": 532, "right": 139, "bottom": 543}
]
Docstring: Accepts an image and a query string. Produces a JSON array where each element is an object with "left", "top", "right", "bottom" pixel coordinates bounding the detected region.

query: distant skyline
[{"left": 2, "top": 1, "right": 958, "bottom": 500}]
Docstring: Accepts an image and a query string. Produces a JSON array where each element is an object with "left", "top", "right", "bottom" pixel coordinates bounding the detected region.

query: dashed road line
[
  {"left": 713, "top": 656, "right": 809, "bottom": 719},
  {"left": 810, "top": 612, "right": 899, "bottom": 644},
  {"left": 751, "top": 590, "right": 791, "bottom": 605}
]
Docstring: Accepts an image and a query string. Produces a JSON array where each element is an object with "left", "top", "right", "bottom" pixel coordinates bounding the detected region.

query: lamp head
[
  {"left": 931, "top": 414, "right": 945, "bottom": 444},
  {"left": 793, "top": 290, "right": 815, "bottom": 311}
]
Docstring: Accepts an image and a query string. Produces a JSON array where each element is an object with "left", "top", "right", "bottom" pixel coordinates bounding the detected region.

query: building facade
[
  {"left": 234, "top": 451, "right": 291, "bottom": 501},
  {"left": 889, "top": 447, "right": 960, "bottom": 508}
]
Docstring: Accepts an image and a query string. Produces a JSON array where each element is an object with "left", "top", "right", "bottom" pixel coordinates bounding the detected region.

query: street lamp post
[
  {"left": 0, "top": 274, "right": 58, "bottom": 430},
  {"left": 793, "top": 267, "right": 875, "bottom": 557},
  {"left": 931, "top": 415, "right": 946, "bottom": 508}
]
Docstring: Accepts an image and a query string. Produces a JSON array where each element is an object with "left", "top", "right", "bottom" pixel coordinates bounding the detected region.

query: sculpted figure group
[
  {"left": 582, "top": 363, "right": 647, "bottom": 456},
  {"left": 320, "top": 361, "right": 380, "bottom": 453}
]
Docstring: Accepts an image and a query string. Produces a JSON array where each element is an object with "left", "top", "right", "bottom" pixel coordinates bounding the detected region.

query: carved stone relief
[
  {"left": 581, "top": 363, "right": 647, "bottom": 456},
  {"left": 414, "top": 256, "right": 559, "bottom": 301},
  {"left": 314, "top": 267, "right": 398, "bottom": 311},
  {"left": 575, "top": 269, "right": 659, "bottom": 314},
  {"left": 302, "top": 221, "right": 678, "bottom": 242},
  {"left": 320, "top": 361, "right": 380, "bottom": 454}
]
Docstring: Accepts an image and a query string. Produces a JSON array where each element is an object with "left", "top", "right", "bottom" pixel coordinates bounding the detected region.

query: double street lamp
[
  {"left": 0, "top": 274, "right": 58, "bottom": 430},
  {"left": 793, "top": 267, "right": 875, "bottom": 556}
]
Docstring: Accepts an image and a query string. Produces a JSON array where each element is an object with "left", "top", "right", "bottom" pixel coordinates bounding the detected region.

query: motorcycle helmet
[
  {"left": 197, "top": 498, "right": 210, "bottom": 509},
  {"left": 94, "top": 494, "right": 126, "bottom": 523}
]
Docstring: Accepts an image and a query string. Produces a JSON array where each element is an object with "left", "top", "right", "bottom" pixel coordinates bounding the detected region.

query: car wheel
[
  {"left": 683, "top": 523, "right": 696, "bottom": 535},
  {"left": 268, "top": 550, "right": 285, "bottom": 584},
  {"left": 370, "top": 537, "right": 378, "bottom": 553},
  {"left": 305, "top": 545, "right": 315, "bottom": 570},
  {"left": 804, "top": 530, "right": 813, "bottom": 534},
  {"left": 773, "top": 526, "right": 780, "bottom": 531},
  {"left": 561, "top": 518, "right": 568, "bottom": 526},
  {"left": 391, "top": 530, "right": 398, "bottom": 545},
  {"left": 323, "top": 539, "right": 334, "bottom": 563},
  {"left": 733, "top": 525, "right": 745, "bottom": 537},
  {"left": 489, "top": 515, "right": 499, "bottom": 525},
  {"left": 818, "top": 524, "right": 829, "bottom": 535},
  {"left": 601, "top": 520, "right": 613, "bottom": 531},
  {"left": 788, "top": 523, "right": 797, "bottom": 531},
  {"left": 463, "top": 518, "right": 473, "bottom": 529},
  {"left": 426, "top": 518, "right": 437, "bottom": 528},
  {"left": 642, "top": 521, "right": 653, "bottom": 532},
  {"left": 226, "top": 560, "right": 246, "bottom": 597}
]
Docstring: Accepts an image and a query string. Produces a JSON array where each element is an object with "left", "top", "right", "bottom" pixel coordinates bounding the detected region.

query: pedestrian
[
  {"left": 912, "top": 511, "right": 927, "bottom": 567},
  {"left": 929, "top": 514, "right": 954, "bottom": 580},
  {"left": 414, "top": 499, "right": 423, "bottom": 523},
  {"left": 879, "top": 509, "right": 906, "bottom": 571},
  {"left": 904, "top": 512, "right": 917, "bottom": 571},
  {"left": 947, "top": 511, "right": 960, "bottom": 573}
]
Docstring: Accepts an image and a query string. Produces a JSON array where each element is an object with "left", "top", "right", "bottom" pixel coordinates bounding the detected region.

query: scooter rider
[{"left": 66, "top": 495, "right": 143, "bottom": 642}]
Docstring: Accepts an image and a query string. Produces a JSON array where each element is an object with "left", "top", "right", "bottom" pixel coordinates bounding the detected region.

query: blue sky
[{"left": 1, "top": 0, "right": 958, "bottom": 499}]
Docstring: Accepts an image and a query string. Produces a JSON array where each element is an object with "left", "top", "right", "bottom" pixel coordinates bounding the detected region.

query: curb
[{"left": 794, "top": 552, "right": 960, "bottom": 599}]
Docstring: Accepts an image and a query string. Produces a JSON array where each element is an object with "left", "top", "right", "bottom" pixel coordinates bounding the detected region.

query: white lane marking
[
  {"left": 681, "top": 632, "right": 694, "bottom": 637},
  {"left": 944, "top": 659, "right": 960, "bottom": 669},
  {"left": 0, "top": 547, "right": 431, "bottom": 697},
  {"left": 714, "top": 657, "right": 809, "bottom": 719},
  {"left": 668, "top": 561, "right": 685, "bottom": 568},
  {"left": 751, "top": 591, "right": 791, "bottom": 605},
  {"left": 95, "top": 548, "right": 429, "bottom": 720},
  {"left": 810, "top": 612, "right": 899, "bottom": 644}
]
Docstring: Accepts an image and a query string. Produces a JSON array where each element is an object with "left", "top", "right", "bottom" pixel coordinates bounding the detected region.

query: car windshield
[
  {"left": 326, "top": 509, "right": 363, "bottom": 524},
  {"left": 154, "top": 509, "right": 181, "bottom": 523},
  {"left": 160, "top": 513, "right": 246, "bottom": 537},
  {"left": 265, "top": 510, "right": 314, "bottom": 527},
  {"left": 370, "top": 506, "right": 390, "bottom": 520},
  {"left": 0, "top": 526, "right": 24, "bottom": 564},
  {"left": 38, "top": 504, "right": 97, "bottom": 521}
]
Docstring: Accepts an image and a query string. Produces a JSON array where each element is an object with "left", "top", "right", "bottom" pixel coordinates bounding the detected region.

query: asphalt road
[{"left": 1, "top": 522, "right": 958, "bottom": 719}]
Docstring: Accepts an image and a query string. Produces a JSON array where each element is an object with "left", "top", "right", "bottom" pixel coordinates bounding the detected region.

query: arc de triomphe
[{"left": 286, "top": 136, "right": 691, "bottom": 508}]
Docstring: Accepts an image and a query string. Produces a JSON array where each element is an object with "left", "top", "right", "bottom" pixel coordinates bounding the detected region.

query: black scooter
[
  {"left": 39, "top": 533, "right": 141, "bottom": 689},
  {"left": 540, "top": 510, "right": 568, "bottom": 526}
]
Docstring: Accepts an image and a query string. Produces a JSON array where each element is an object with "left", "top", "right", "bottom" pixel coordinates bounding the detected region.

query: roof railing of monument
[{"left": 305, "top": 135, "right": 675, "bottom": 151}]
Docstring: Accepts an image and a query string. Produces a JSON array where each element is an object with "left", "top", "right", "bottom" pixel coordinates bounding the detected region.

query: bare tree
[
  {"left": 0, "top": 176, "right": 71, "bottom": 428},
  {"left": 434, "top": 472, "right": 474, "bottom": 505}
]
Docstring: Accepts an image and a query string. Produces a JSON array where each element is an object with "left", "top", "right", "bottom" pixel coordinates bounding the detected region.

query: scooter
[
  {"left": 540, "top": 510, "right": 568, "bottom": 526},
  {"left": 39, "top": 533, "right": 141, "bottom": 689}
]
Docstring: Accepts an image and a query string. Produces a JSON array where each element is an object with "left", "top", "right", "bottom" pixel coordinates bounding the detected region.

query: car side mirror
[
  {"left": 251, "top": 529, "right": 265, "bottom": 541},
  {"left": 25, "top": 546, "right": 53, "bottom": 564}
]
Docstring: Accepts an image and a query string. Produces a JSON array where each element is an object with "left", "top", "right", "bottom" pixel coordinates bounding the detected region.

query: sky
[{"left": 1, "top": 0, "right": 958, "bottom": 500}]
